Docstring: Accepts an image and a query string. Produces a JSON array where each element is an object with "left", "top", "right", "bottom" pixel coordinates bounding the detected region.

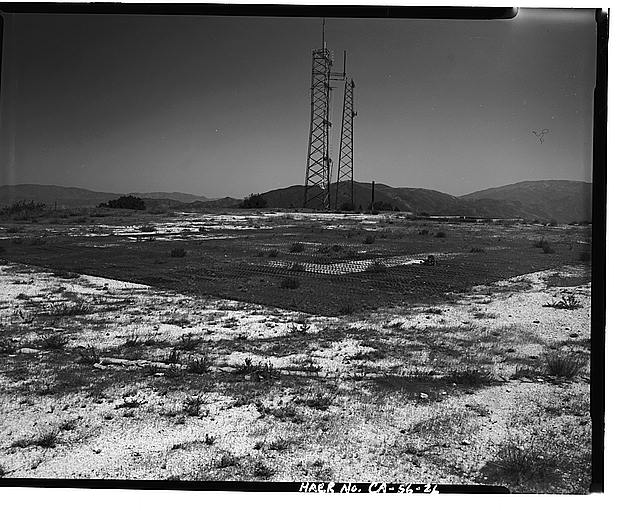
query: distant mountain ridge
[
  {"left": 0, "top": 184, "right": 211, "bottom": 208},
  {"left": 0, "top": 180, "right": 592, "bottom": 223},
  {"left": 131, "top": 191, "right": 212, "bottom": 202},
  {"left": 253, "top": 179, "right": 592, "bottom": 223}
]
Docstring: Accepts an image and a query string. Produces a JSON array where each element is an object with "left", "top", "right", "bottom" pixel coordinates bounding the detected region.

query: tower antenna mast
[{"left": 303, "top": 19, "right": 353, "bottom": 210}]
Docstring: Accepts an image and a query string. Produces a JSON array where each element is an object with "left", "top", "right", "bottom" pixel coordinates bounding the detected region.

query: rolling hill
[
  {"left": 0, "top": 180, "right": 592, "bottom": 223},
  {"left": 254, "top": 179, "right": 592, "bottom": 223},
  {"left": 0, "top": 185, "right": 211, "bottom": 208}
]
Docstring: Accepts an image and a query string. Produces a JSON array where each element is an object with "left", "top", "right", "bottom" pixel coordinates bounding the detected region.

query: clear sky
[{"left": 0, "top": 8, "right": 596, "bottom": 198}]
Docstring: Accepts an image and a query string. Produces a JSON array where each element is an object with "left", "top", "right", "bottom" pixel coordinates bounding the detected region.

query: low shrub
[
  {"left": 363, "top": 235, "right": 376, "bottom": 244},
  {"left": 45, "top": 302, "right": 93, "bottom": 317},
  {"left": 543, "top": 295, "right": 581, "bottom": 310},
  {"left": 289, "top": 242, "right": 305, "bottom": 253},
  {"left": 183, "top": 395, "right": 207, "bottom": 416},
  {"left": 545, "top": 352, "right": 586, "bottom": 378},
  {"left": 40, "top": 334, "right": 67, "bottom": 350},
  {"left": 187, "top": 356, "right": 209, "bottom": 374},
  {"left": 170, "top": 247, "right": 186, "bottom": 258}
]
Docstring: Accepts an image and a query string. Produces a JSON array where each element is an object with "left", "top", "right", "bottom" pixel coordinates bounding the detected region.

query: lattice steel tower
[
  {"left": 303, "top": 22, "right": 333, "bottom": 209},
  {"left": 335, "top": 79, "right": 356, "bottom": 210}
]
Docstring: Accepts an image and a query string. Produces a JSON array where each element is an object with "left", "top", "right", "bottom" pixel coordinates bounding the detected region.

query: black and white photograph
[{"left": 0, "top": 4, "right": 605, "bottom": 495}]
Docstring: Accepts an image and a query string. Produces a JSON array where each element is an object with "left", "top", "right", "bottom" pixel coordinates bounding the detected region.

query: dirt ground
[{"left": 0, "top": 210, "right": 592, "bottom": 493}]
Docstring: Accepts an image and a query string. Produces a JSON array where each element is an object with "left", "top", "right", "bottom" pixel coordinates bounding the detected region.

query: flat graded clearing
[{"left": 0, "top": 211, "right": 591, "bottom": 492}]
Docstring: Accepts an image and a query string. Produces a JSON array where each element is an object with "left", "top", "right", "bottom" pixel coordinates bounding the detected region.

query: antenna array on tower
[{"left": 303, "top": 20, "right": 356, "bottom": 210}]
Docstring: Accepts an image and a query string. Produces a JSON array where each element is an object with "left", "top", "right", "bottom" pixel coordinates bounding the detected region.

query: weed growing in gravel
[
  {"left": 253, "top": 460, "right": 276, "bottom": 478},
  {"left": 444, "top": 366, "right": 495, "bottom": 387},
  {"left": 183, "top": 395, "right": 207, "bottom": 416},
  {"left": 267, "top": 437, "right": 296, "bottom": 451},
  {"left": 45, "top": 302, "right": 93, "bottom": 317},
  {"left": 214, "top": 452, "right": 239, "bottom": 469},
  {"left": 12, "top": 429, "right": 59, "bottom": 449},
  {"left": 543, "top": 295, "right": 581, "bottom": 310},
  {"left": 545, "top": 352, "right": 586, "bottom": 379},
  {"left": 235, "top": 358, "right": 278, "bottom": 380},
  {"left": 299, "top": 391, "right": 334, "bottom": 411},
  {"left": 187, "top": 356, "right": 209, "bottom": 374}
]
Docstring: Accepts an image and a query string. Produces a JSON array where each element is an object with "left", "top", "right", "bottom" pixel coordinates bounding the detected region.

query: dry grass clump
[
  {"left": 11, "top": 428, "right": 59, "bottom": 449},
  {"left": 183, "top": 394, "right": 207, "bottom": 417},
  {"left": 544, "top": 352, "right": 586, "bottom": 379},
  {"left": 481, "top": 415, "right": 591, "bottom": 493},
  {"left": 45, "top": 301, "right": 92, "bottom": 317},
  {"left": 543, "top": 295, "right": 581, "bottom": 310},
  {"left": 186, "top": 356, "right": 209, "bottom": 374},
  {"left": 39, "top": 334, "right": 67, "bottom": 350}
]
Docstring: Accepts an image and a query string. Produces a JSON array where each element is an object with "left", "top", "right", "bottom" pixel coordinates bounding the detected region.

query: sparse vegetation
[
  {"left": 445, "top": 366, "right": 495, "bottom": 386},
  {"left": 299, "top": 391, "right": 334, "bottom": 411},
  {"left": 363, "top": 234, "right": 376, "bottom": 244},
  {"left": 44, "top": 301, "right": 92, "bottom": 317},
  {"left": 235, "top": 358, "right": 278, "bottom": 380},
  {"left": 186, "top": 356, "right": 209, "bottom": 374},
  {"left": 545, "top": 352, "right": 586, "bottom": 378},
  {"left": 253, "top": 460, "right": 276, "bottom": 478},
  {"left": 11, "top": 428, "right": 59, "bottom": 449},
  {"left": 40, "top": 334, "right": 67, "bottom": 350},
  {"left": 543, "top": 295, "right": 581, "bottom": 310},
  {"left": 99, "top": 195, "right": 146, "bottom": 210},
  {"left": 239, "top": 193, "right": 267, "bottom": 209},
  {"left": 470, "top": 246, "right": 485, "bottom": 253},
  {"left": 435, "top": 231, "right": 446, "bottom": 238},
  {"left": 183, "top": 395, "right": 207, "bottom": 416}
]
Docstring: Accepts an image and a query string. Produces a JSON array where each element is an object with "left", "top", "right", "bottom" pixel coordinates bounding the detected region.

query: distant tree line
[
  {"left": 0, "top": 200, "right": 47, "bottom": 216},
  {"left": 239, "top": 193, "right": 268, "bottom": 209},
  {"left": 99, "top": 195, "right": 146, "bottom": 210}
]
